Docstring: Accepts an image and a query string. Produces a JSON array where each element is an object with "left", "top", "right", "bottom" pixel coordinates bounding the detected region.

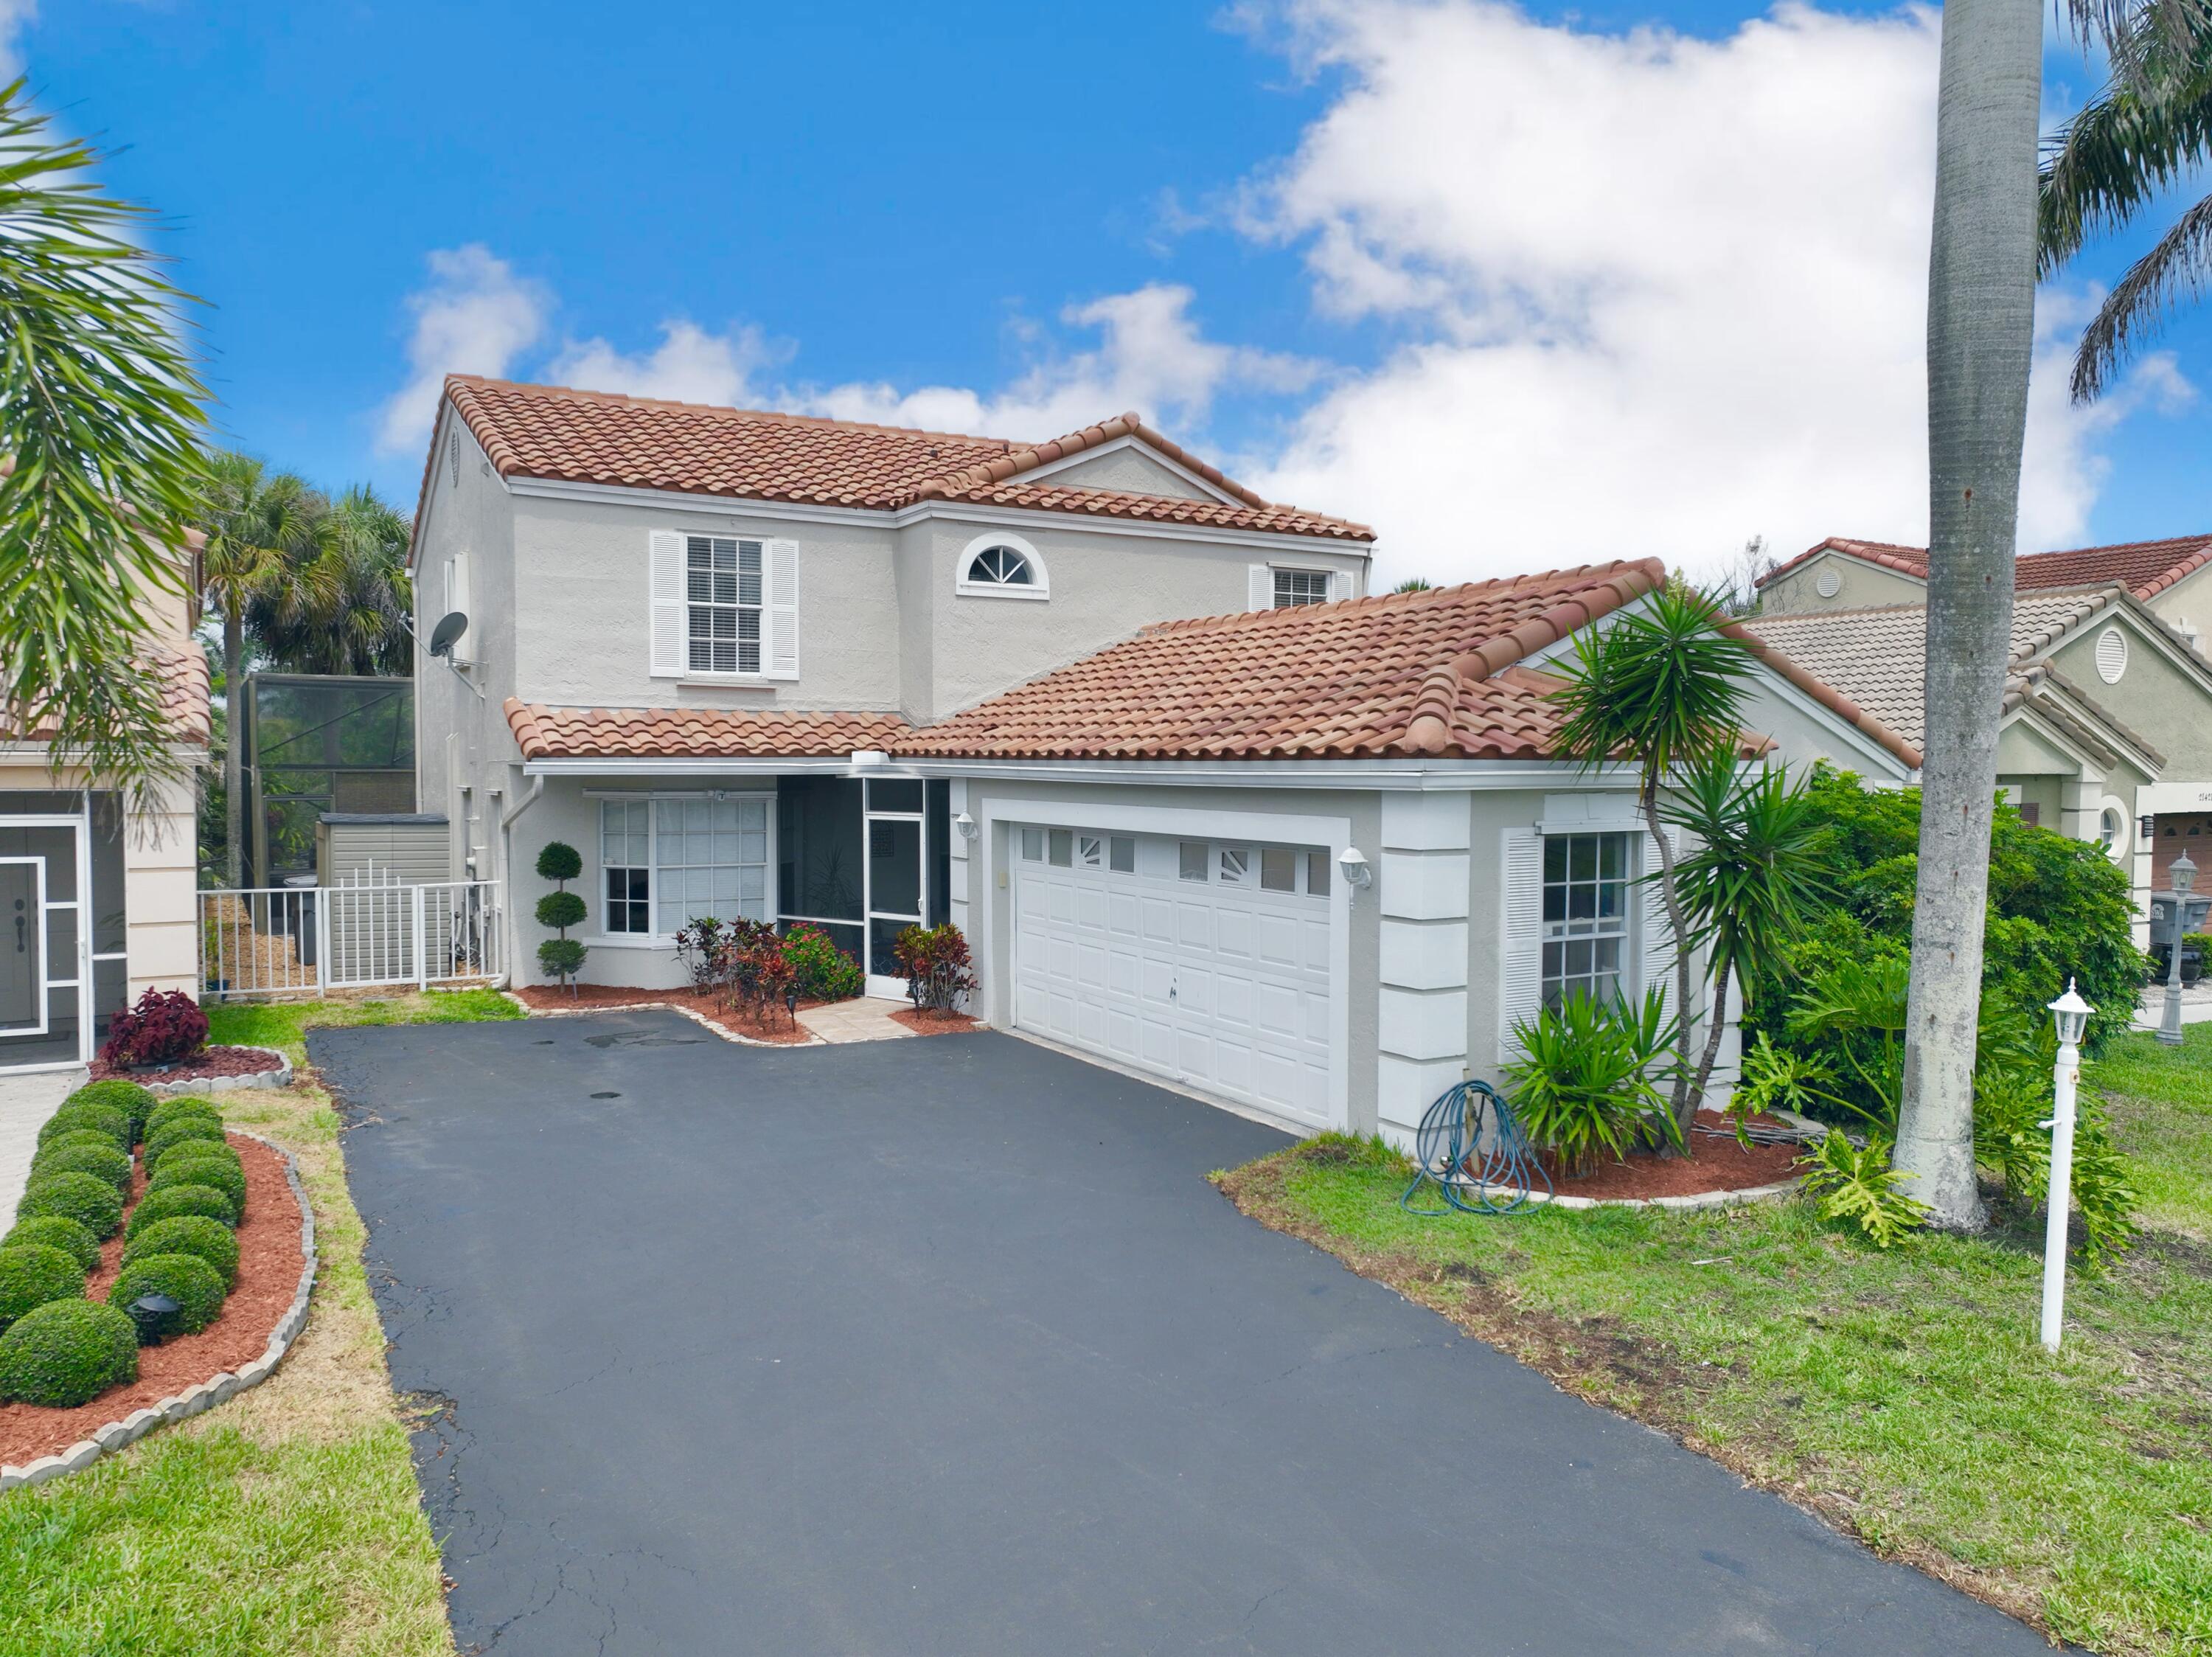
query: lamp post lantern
[
  {"left": 2039, "top": 981, "right": 2092, "bottom": 1352},
  {"left": 2160, "top": 850, "right": 2197, "bottom": 1048}
]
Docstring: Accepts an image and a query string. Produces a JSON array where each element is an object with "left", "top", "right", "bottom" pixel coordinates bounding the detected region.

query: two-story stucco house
[{"left": 411, "top": 376, "right": 1886, "bottom": 1144}]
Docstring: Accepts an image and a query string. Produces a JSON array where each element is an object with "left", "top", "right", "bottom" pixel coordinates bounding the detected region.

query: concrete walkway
[
  {"left": 795, "top": 996, "right": 917, "bottom": 1043},
  {"left": 2134, "top": 980, "right": 2212, "bottom": 1032},
  {"left": 0, "top": 1067, "right": 86, "bottom": 1225}
]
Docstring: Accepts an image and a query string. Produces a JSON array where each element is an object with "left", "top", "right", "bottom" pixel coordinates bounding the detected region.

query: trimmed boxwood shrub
[
  {"left": 17, "top": 1170, "right": 125, "bottom": 1238},
  {"left": 125, "top": 1184, "right": 234, "bottom": 1238},
  {"left": 0, "top": 1298, "right": 139, "bottom": 1406},
  {"left": 121, "top": 1215, "right": 239, "bottom": 1289},
  {"left": 145, "top": 1096, "right": 223, "bottom": 1142},
  {"left": 105, "top": 1253, "right": 226, "bottom": 1341},
  {"left": 29, "top": 1139, "right": 133, "bottom": 1196},
  {"left": 35, "top": 1102, "right": 131, "bottom": 1153},
  {"left": 0, "top": 1215, "right": 101, "bottom": 1273},
  {"left": 149, "top": 1150, "right": 246, "bottom": 1221},
  {"left": 145, "top": 1116, "right": 229, "bottom": 1173},
  {"left": 0, "top": 1244, "right": 86, "bottom": 1330},
  {"left": 67, "top": 1078, "right": 156, "bottom": 1142},
  {"left": 32, "top": 1128, "right": 134, "bottom": 1178}
]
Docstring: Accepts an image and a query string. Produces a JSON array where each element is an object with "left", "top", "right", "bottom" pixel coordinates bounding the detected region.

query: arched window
[
  {"left": 955, "top": 532, "right": 1048, "bottom": 600},
  {"left": 967, "top": 545, "right": 1034, "bottom": 587}
]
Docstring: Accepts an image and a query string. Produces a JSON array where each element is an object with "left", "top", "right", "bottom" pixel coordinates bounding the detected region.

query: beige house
[{"left": 0, "top": 541, "right": 209, "bottom": 1073}]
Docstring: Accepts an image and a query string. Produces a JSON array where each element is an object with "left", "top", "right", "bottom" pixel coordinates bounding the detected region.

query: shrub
[
  {"left": 145, "top": 1114, "right": 229, "bottom": 1173},
  {"left": 36, "top": 1102, "right": 131, "bottom": 1153},
  {"left": 891, "top": 923, "right": 976, "bottom": 1014},
  {"left": 66, "top": 1078, "right": 155, "bottom": 1142},
  {"left": 535, "top": 841, "right": 582, "bottom": 883},
  {"left": 99, "top": 987, "right": 209, "bottom": 1069},
  {"left": 145, "top": 1096, "right": 223, "bottom": 1142},
  {"left": 126, "top": 1184, "right": 236, "bottom": 1237},
  {"left": 149, "top": 1151, "right": 246, "bottom": 1221},
  {"left": 1796, "top": 1130, "right": 1930, "bottom": 1248},
  {"left": 122, "top": 1215, "right": 239, "bottom": 1288},
  {"left": 535, "top": 841, "right": 586, "bottom": 993},
  {"left": 0, "top": 1244, "right": 87, "bottom": 1330},
  {"left": 28, "top": 1139, "right": 133, "bottom": 1196},
  {"left": 782, "top": 923, "right": 863, "bottom": 1001},
  {"left": 535, "top": 889, "right": 587, "bottom": 931},
  {"left": 0, "top": 1215, "right": 101, "bottom": 1273},
  {"left": 0, "top": 1299, "right": 139, "bottom": 1406},
  {"left": 537, "top": 935, "right": 586, "bottom": 987},
  {"left": 675, "top": 916, "right": 799, "bottom": 1021},
  {"left": 1504, "top": 988, "right": 1681, "bottom": 1177},
  {"left": 18, "top": 1170, "right": 125, "bottom": 1238},
  {"left": 106, "top": 1253, "right": 226, "bottom": 1341}
]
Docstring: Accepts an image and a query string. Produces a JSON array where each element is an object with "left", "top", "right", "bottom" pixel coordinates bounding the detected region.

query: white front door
[
  {"left": 0, "top": 815, "right": 92, "bottom": 1073},
  {"left": 1011, "top": 827, "right": 1339, "bottom": 1130}
]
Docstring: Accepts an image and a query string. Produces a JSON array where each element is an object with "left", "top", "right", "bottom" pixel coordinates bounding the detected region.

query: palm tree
[
  {"left": 248, "top": 485, "right": 412, "bottom": 676},
  {"left": 0, "top": 81, "right": 207, "bottom": 810},
  {"left": 197, "top": 453, "right": 332, "bottom": 885},
  {"left": 1391, "top": 577, "right": 1435, "bottom": 593},
  {"left": 1550, "top": 583, "right": 1757, "bottom": 1135},
  {"left": 2039, "top": 15, "right": 2212, "bottom": 397},
  {"left": 1898, "top": 0, "right": 2043, "bottom": 1232}
]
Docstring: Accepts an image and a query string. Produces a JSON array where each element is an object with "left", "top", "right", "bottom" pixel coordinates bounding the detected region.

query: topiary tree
[
  {"left": 122, "top": 1215, "right": 239, "bottom": 1289},
  {"left": 106, "top": 1253, "right": 226, "bottom": 1341},
  {"left": 28, "top": 1138, "right": 133, "bottom": 1197},
  {"left": 125, "top": 1184, "right": 234, "bottom": 1238},
  {"left": 18, "top": 1170, "right": 125, "bottom": 1238},
  {"left": 148, "top": 1150, "right": 246, "bottom": 1222},
  {"left": 145, "top": 1114, "right": 229, "bottom": 1173},
  {"left": 36, "top": 1102, "right": 131, "bottom": 1153},
  {"left": 0, "top": 1243, "right": 87, "bottom": 1331},
  {"left": 535, "top": 840, "right": 587, "bottom": 996},
  {"left": 0, "top": 1299, "right": 139, "bottom": 1406},
  {"left": 1, "top": 1215, "right": 102, "bottom": 1273},
  {"left": 67, "top": 1078, "right": 155, "bottom": 1143}
]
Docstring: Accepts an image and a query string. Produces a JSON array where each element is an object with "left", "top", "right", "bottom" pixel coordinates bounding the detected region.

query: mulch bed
[
  {"left": 889, "top": 1007, "right": 980, "bottom": 1036},
  {"left": 1525, "top": 1110, "right": 1806, "bottom": 1201},
  {"left": 0, "top": 1132, "right": 304, "bottom": 1468},
  {"left": 87, "top": 1046, "right": 284, "bottom": 1084},
  {"left": 509, "top": 982, "right": 823, "bottom": 1044}
]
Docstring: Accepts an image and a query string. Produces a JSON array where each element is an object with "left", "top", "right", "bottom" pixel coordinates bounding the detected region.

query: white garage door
[{"left": 1012, "top": 826, "right": 1339, "bottom": 1130}]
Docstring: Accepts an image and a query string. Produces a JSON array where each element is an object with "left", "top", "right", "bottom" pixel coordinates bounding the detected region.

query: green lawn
[
  {"left": 207, "top": 987, "right": 521, "bottom": 1067},
  {"left": 1219, "top": 1034, "right": 2212, "bottom": 1657}
]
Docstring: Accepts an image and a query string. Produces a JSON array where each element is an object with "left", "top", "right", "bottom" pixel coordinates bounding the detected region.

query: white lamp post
[
  {"left": 2040, "top": 981, "right": 2092, "bottom": 1352},
  {"left": 2159, "top": 850, "right": 2197, "bottom": 1048}
]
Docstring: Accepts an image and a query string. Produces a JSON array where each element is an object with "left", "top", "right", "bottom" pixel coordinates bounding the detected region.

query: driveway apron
[{"left": 320, "top": 1010, "right": 2055, "bottom": 1656}]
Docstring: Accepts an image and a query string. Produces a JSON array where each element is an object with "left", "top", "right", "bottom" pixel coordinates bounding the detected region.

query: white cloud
[
  {"left": 546, "top": 319, "right": 777, "bottom": 409},
  {"left": 1236, "top": 0, "right": 2188, "bottom": 584},
  {"left": 374, "top": 245, "right": 550, "bottom": 454},
  {"left": 0, "top": 0, "right": 34, "bottom": 80}
]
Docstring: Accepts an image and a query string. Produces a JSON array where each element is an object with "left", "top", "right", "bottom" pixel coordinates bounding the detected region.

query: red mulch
[
  {"left": 509, "top": 982, "right": 824, "bottom": 1045},
  {"left": 1525, "top": 1110, "right": 1806, "bottom": 1201},
  {"left": 889, "top": 1007, "right": 980, "bottom": 1036},
  {"left": 0, "top": 1132, "right": 305, "bottom": 1468},
  {"left": 87, "top": 1046, "right": 284, "bottom": 1084}
]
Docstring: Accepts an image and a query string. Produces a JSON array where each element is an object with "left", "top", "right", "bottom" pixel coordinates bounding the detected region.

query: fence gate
[{"left": 199, "top": 873, "right": 503, "bottom": 999}]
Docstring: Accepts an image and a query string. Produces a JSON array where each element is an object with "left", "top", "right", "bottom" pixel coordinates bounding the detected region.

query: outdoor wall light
[
  {"left": 128, "top": 1292, "right": 179, "bottom": 1345},
  {"left": 954, "top": 811, "right": 978, "bottom": 840},
  {"left": 1337, "top": 847, "right": 1374, "bottom": 889},
  {"left": 2140, "top": 813, "right": 2158, "bottom": 844}
]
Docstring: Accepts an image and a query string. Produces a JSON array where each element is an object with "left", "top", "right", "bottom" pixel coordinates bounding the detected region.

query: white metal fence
[{"left": 199, "top": 872, "right": 503, "bottom": 999}]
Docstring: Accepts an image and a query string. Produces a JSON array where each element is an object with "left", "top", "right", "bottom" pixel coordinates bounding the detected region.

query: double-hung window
[
  {"left": 687, "top": 535, "right": 763, "bottom": 675},
  {"left": 1273, "top": 568, "right": 1330, "bottom": 608},
  {"left": 1540, "top": 832, "right": 1630, "bottom": 1008},
  {"left": 598, "top": 797, "right": 769, "bottom": 937}
]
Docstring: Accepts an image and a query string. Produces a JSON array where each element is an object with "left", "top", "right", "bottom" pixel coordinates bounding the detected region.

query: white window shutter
[
  {"left": 1498, "top": 827, "right": 1545, "bottom": 1060},
  {"left": 1328, "top": 569, "right": 1349, "bottom": 602},
  {"left": 1250, "top": 563, "right": 1274, "bottom": 611},
  {"left": 766, "top": 538, "right": 800, "bottom": 680},
  {"left": 649, "top": 530, "right": 685, "bottom": 677},
  {"left": 1640, "top": 827, "right": 1678, "bottom": 1016}
]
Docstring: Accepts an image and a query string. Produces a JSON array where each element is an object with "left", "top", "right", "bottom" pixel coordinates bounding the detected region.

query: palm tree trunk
[
  {"left": 221, "top": 610, "right": 244, "bottom": 889},
  {"left": 1899, "top": 0, "right": 2043, "bottom": 1232},
  {"left": 1689, "top": 960, "right": 1733, "bottom": 1118},
  {"left": 1643, "top": 785, "right": 1698, "bottom": 1136}
]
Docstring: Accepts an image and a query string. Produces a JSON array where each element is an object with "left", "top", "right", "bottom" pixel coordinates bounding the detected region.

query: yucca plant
[{"left": 1503, "top": 987, "right": 1680, "bottom": 1178}]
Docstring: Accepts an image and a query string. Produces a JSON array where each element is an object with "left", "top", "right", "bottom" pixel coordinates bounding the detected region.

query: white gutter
[
  {"left": 520, "top": 754, "right": 1647, "bottom": 791},
  {"left": 490, "top": 776, "right": 547, "bottom": 989}
]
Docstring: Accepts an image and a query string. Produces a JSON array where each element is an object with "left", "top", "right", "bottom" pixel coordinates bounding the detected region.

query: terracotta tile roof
[
  {"left": 504, "top": 698, "right": 908, "bottom": 761},
  {"left": 1761, "top": 532, "right": 2212, "bottom": 601},
  {"left": 2, "top": 642, "right": 209, "bottom": 751},
  {"left": 429, "top": 377, "right": 1372, "bottom": 543},
  {"left": 893, "top": 560, "right": 1666, "bottom": 761}
]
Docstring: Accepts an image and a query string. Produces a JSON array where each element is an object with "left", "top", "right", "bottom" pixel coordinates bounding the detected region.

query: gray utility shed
[{"left": 317, "top": 813, "right": 451, "bottom": 887}]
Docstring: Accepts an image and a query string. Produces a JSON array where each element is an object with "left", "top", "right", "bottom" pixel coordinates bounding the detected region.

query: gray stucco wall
[
  {"left": 1759, "top": 553, "right": 1927, "bottom": 616},
  {"left": 2143, "top": 563, "right": 2212, "bottom": 650},
  {"left": 1035, "top": 447, "right": 1212, "bottom": 499},
  {"left": 1736, "top": 665, "right": 1915, "bottom": 785},
  {"left": 2049, "top": 615, "right": 2212, "bottom": 782}
]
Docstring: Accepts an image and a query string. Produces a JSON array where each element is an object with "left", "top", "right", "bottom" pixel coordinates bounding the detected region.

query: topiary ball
[
  {"left": 125, "top": 1184, "right": 235, "bottom": 1238},
  {"left": 0, "top": 1215, "right": 102, "bottom": 1273},
  {"left": 121, "top": 1215, "right": 239, "bottom": 1290},
  {"left": 0, "top": 1244, "right": 88, "bottom": 1331},
  {"left": 145, "top": 1116, "right": 229, "bottom": 1173},
  {"left": 148, "top": 1151, "right": 246, "bottom": 1222},
  {"left": 535, "top": 840, "right": 582, "bottom": 883},
  {"left": 29, "top": 1139, "right": 134, "bottom": 1197},
  {"left": 32, "top": 1128, "right": 135, "bottom": 1178},
  {"left": 36, "top": 1102, "right": 131, "bottom": 1154},
  {"left": 145, "top": 1097, "right": 223, "bottom": 1142},
  {"left": 105, "top": 1253, "right": 226, "bottom": 1341},
  {"left": 67, "top": 1079, "right": 156, "bottom": 1143},
  {"left": 0, "top": 1299, "right": 139, "bottom": 1406},
  {"left": 17, "top": 1170, "right": 125, "bottom": 1239}
]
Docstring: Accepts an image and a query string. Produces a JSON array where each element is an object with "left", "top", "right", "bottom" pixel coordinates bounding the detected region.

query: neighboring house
[
  {"left": 0, "top": 541, "right": 209, "bottom": 1074},
  {"left": 414, "top": 377, "right": 1879, "bottom": 1143}
]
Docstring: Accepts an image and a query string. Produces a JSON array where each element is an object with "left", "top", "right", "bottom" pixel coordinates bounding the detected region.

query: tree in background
[
  {"left": 246, "top": 485, "right": 411, "bottom": 676},
  {"left": 0, "top": 81, "right": 207, "bottom": 812},
  {"left": 1900, "top": 0, "right": 2043, "bottom": 1232},
  {"left": 1391, "top": 577, "right": 1434, "bottom": 594}
]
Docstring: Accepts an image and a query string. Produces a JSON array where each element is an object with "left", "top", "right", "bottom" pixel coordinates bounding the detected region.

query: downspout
[{"left": 491, "top": 776, "right": 546, "bottom": 989}]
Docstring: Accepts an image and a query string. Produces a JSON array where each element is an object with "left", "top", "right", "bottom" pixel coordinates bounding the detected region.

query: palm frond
[
  {"left": 2070, "top": 187, "right": 2212, "bottom": 398},
  {"left": 2039, "top": 62, "right": 2212, "bottom": 269}
]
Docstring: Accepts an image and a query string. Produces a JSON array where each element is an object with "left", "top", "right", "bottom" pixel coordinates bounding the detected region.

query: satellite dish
[{"left": 428, "top": 611, "right": 469, "bottom": 658}]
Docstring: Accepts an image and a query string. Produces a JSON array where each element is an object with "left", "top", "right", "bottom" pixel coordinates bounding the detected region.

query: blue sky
[{"left": 15, "top": 0, "right": 2210, "bottom": 585}]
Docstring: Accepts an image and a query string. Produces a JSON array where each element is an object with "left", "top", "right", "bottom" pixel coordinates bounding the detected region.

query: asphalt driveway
[{"left": 321, "top": 1011, "right": 2052, "bottom": 1656}]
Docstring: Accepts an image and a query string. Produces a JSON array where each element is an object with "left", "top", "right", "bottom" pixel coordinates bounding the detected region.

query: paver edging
[
  {"left": 0, "top": 1129, "right": 319, "bottom": 1492},
  {"left": 122, "top": 1047, "right": 294, "bottom": 1097},
  {"left": 498, "top": 989, "right": 824, "bottom": 1048}
]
